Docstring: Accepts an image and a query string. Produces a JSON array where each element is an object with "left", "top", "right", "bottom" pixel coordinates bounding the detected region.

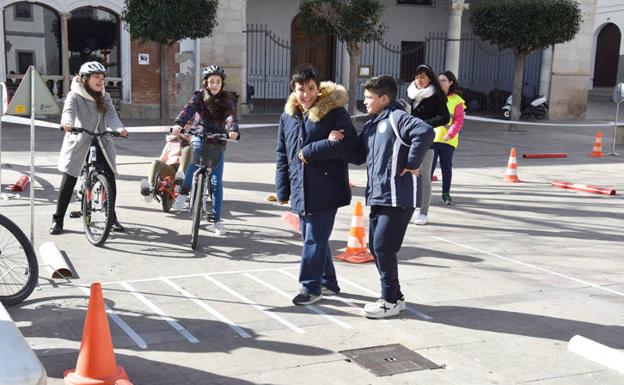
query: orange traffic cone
[
  {"left": 64, "top": 283, "right": 131, "bottom": 385},
  {"left": 281, "top": 211, "right": 301, "bottom": 234},
  {"left": 335, "top": 201, "right": 373, "bottom": 263},
  {"left": 504, "top": 147, "right": 520, "bottom": 183},
  {"left": 590, "top": 131, "right": 604, "bottom": 157}
]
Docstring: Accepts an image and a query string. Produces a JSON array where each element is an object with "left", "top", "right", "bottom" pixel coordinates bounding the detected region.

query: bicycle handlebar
[
  {"left": 60, "top": 126, "right": 127, "bottom": 138},
  {"left": 170, "top": 127, "right": 238, "bottom": 143}
]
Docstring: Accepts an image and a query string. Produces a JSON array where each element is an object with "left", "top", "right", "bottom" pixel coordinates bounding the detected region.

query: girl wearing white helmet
[
  {"left": 170, "top": 64, "right": 239, "bottom": 236},
  {"left": 50, "top": 61, "right": 128, "bottom": 235}
]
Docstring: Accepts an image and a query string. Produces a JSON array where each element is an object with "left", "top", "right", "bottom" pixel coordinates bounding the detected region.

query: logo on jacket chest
[{"left": 377, "top": 121, "right": 388, "bottom": 133}]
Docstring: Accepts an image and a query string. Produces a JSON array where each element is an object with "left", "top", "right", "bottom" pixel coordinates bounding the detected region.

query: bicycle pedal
[{"left": 69, "top": 210, "right": 82, "bottom": 218}]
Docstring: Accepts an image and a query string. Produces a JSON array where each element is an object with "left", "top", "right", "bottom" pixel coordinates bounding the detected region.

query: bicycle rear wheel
[
  {"left": 0, "top": 214, "right": 38, "bottom": 305},
  {"left": 190, "top": 172, "right": 205, "bottom": 250},
  {"left": 82, "top": 173, "right": 113, "bottom": 246}
]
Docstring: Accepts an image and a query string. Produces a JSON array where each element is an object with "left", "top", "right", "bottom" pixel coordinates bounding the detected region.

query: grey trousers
[{"left": 418, "top": 149, "right": 433, "bottom": 216}]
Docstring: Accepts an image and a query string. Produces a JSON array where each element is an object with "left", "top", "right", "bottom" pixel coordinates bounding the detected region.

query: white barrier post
[{"left": 0, "top": 303, "right": 47, "bottom": 385}]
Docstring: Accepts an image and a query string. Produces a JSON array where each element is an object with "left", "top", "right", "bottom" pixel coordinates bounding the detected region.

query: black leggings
[{"left": 53, "top": 148, "right": 117, "bottom": 222}]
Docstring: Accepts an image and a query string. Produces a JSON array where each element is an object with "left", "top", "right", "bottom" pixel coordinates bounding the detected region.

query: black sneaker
[
  {"left": 49, "top": 220, "right": 63, "bottom": 235},
  {"left": 442, "top": 193, "right": 453, "bottom": 205},
  {"left": 111, "top": 219, "right": 126, "bottom": 232},
  {"left": 292, "top": 292, "right": 322, "bottom": 305}
]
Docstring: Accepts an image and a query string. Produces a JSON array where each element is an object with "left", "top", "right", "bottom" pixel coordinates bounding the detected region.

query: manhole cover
[{"left": 340, "top": 343, "right": 442, "bottom": 377}]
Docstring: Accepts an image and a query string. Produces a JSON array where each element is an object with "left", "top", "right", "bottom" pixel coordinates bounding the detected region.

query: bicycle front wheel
[
  {"left": 82, "top": 173, "right": 113, "bottom": 246},
  {"left": 0, "top": 214, "right": 38, "bottom": 305},
  {"left": 190, "top": 172, "right": 205, "bottom": 250}
]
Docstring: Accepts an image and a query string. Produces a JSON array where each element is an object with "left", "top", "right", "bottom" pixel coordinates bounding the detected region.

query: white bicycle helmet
[
  {"left": 202, "top": 64, "right": 226, "bottom": 80},
  {"left": 79, "top": 61, "right": 108, "bottom": 76}
]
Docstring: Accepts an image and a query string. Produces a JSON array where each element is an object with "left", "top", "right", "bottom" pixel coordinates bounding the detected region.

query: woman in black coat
[{"left": 407, "top": 64, "right": 449, "bottom": 225}]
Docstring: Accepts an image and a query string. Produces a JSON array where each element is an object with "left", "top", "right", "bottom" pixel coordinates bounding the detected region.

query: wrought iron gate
[{"left": 245, "top": 25, "right": 542, "bottom": 114}]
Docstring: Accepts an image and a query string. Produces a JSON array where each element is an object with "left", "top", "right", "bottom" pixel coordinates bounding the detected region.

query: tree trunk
[
  {"left": 346, "top": 41, "right": 361, "bottom": 115},
  {"left": 160, "top": 42, "right": 169, "bottom": 120},
  {"left": 510, "top": 51, "right": 528, "bottom": 131}
]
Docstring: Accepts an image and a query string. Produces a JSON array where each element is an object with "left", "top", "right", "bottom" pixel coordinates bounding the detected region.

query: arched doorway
[
  {"left": 291, "top": 15, "right": 336, "bottom": 81},
  {"left": 593, "top": 23, "right": 621, "bottom": 87},
  {"left": 68, "top": 7, "right": 121, "bottom": 77}
]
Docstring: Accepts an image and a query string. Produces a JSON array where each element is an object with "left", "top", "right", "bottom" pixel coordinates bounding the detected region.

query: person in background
[
  {"left": 432, "top": 71, "right": 466, "bottom": 205},
  {"left": 406, "top": 64, "right": 449, "bottom": 225}
]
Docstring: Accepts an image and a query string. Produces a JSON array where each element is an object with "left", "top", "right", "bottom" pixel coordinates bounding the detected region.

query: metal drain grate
[{"left": 340, "top": 343, "right": 442, "bottom": 377}]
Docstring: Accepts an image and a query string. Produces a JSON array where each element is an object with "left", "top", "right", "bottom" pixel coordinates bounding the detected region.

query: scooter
[{"left": 501, "top": 95, "right": 548, "bottom": 120}]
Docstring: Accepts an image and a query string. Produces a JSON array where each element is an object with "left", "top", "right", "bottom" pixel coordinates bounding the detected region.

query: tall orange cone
[
  {"left": 504, "top": 147, "right": 520, "bottom": 183},
  {"left": 590, "top": 131, "right": 604, "bottom": 157},
  {"left": 64, "top": 283, "right": 131, "bottom": 385},
  {"left": 335, "top": 201, "right": 373, "bottom": 263}
]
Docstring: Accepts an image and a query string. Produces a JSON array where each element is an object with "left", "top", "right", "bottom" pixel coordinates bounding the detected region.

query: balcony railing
[{"left": 5, "top": 74, "right": 122, "bottom": 106}]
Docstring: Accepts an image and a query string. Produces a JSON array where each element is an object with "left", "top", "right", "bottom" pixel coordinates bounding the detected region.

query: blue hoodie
[{"left": 351, "top": 102, "right": 434, "bottom": 208}]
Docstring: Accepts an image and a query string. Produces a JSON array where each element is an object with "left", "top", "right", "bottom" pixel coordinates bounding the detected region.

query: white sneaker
[
  {"left": 172, "top": 194, "right": 187, "bottom": 211},
  {"left": 214, "top": 221, "right": 226, "bottom": 236},
  {"left": 413, "top": 214, "right": 428, "bottom": 225},
  {"left": 364, "top": 296, "right": 406, "bottom": 311},
  {"left": 364, "top": 299, "right": 401, "bottom": 319}
]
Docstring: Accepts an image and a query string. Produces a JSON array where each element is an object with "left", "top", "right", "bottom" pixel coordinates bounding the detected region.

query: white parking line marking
[
  {"left": 119, "top": 282, "right": 200, "bottom": 343},
  {"left": 278, "top": 270, "right": 365, "bottom": 316},
  {"left": 99, "top": 266, "right": 299, "bottom": 286},
  {"left": 79, "top": 287, "right": 148, "bottom": 349},
  {"left": 244, "top": 273, "right": 353, "bottom": 329},
  {"left": 431, "top": 235, "right": 624, "bottom": 298},
  {"left": 338, "top": 277, "right": 433, "bottom": 320},
  {"left": 203, "top": 275, "right": 305, "bottom": 334},
  {"left": 161, "top": 278, "right": 251, "bottom": 339}
]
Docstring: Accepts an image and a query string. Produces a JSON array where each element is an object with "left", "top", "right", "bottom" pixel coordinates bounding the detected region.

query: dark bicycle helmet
[
  {"left": 202, "top": 64, "right": 226, "bottom": 80},
  {"left": 79, "top": 61, "right": 108, "bottom": 76}
]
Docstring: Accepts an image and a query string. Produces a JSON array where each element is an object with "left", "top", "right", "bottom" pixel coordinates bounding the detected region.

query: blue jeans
[
  {"left": 369, "top": 205, "right": 414, "bottom": 303},
  {"left": 298, "top": 208, "right": 340, "bottom": 296},
  {"left": 432, "top": 142, "right": 455, "bottom": 194},
  {"left": 183, "top": 137, "right": 225, "bottom": 222}
]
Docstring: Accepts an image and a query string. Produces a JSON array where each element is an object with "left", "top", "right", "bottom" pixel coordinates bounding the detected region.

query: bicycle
[
  {"left": 179, "top": 127, "right": 236, "bottom": 250},
  {"left": 0, "top": 213, "right": 38, "bottom": 305},
  {"left": 67, "top": 127, "right": 125, "bottom": 246}
]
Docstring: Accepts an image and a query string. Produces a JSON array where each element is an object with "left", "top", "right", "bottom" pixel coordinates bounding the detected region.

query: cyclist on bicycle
[
  {"left": 50, "top": 61, "right": 128, "bottom": 235},
  {"left": 171, "top": 64, "right": 239, "bottom": 236}
]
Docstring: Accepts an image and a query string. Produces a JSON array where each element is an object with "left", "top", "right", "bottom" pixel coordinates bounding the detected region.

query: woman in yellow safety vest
[{"left": 432, "top": 71, "right": 465, "bottom": 205}]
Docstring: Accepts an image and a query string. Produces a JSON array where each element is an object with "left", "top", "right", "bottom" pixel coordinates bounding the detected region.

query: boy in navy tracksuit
[{"left": 339, "top": 75, "right": 434, "bottom": 318}]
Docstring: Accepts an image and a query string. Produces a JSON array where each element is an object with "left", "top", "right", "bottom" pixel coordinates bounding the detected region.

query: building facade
[{"left": 1, "top": 0, "right": 607, "bottom": 119}]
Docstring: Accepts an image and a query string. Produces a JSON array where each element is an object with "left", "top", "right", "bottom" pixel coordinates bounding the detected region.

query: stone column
[
  {"left": 539, "top": 46, "right": 554, "bottom": 97},
  {"left": 0, "top": 11, "right": 5, "bottom": 82},
  {"left": 445, "top": 0, "right": 469, "bottom": 77},
  {"left": 549, "top": 0, "right": 597, "bottom": 120},
  {"left": 121, "top": 23, "right": 132, "bottom": 103},
  {"left": 60, "top": 13, "right": 70, "bottom": 97}
]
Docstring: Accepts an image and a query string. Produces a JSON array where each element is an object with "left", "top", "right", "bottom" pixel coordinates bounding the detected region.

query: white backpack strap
[{"left": 388, "top": 110, "right": 409, "bottom": 147}]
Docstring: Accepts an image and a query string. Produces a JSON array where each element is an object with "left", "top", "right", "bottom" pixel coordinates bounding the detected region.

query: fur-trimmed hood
[
  {"left": 284, "top": 81, "right": 348, "bottom": 122},
  {"left": 70, "top": 75, "right": 106, "bottom": 102}
]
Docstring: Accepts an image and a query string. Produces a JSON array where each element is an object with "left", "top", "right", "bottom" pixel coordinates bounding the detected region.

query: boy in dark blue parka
[
  {"left": 275, "top": 64, "right": 357, "bottom": 305},
  {"left": 340, "top": 75, "right": 434, "bottom": 318}
]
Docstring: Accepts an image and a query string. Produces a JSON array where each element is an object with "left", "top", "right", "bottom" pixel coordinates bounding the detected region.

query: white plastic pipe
[
  {"left": 568, "top": 335, "right": 624, "bottom": 374},
  {"left": 39, "top": 241, "right": 74, "bottom": 279}
]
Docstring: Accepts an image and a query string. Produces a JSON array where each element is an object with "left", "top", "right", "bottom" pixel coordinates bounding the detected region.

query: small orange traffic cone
[
  {"left": 504, "top": 147, "right": 520, "bottom": 183},
  {"left": 335, "top": 201, "right": 373, "bottom": 263},
  {"left": 64, "top": 283, "right": 131, "bottom": 385},
  {"left": 590, "top": 131, "right": 604, "bottom": 157}
]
